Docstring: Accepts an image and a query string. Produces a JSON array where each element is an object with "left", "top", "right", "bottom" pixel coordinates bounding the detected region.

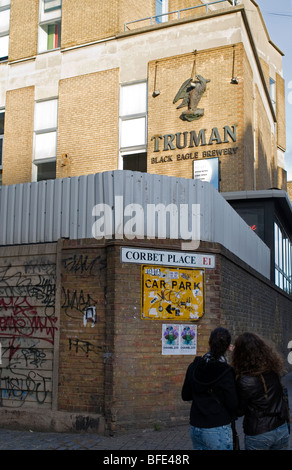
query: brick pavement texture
[
  {"left": 0, "top": 425, "right": 193, "bottom": 451},
  {"left": 0, "top": 372, "right": 290, "bottom": 451}
]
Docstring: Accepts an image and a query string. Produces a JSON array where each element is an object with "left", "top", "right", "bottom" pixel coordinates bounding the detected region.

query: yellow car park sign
[{"left": 142, "top": 265, "right": 204, "bottom": 321}]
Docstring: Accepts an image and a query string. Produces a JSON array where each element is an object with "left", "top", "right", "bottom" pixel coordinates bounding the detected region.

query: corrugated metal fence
[{"left": 0, "top": 170, "right": 270, "bottom": 278}]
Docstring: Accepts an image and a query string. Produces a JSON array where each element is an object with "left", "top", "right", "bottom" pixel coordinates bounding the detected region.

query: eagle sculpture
[{"left": 173, "top": 75, "right": 210, "bottom": 122}]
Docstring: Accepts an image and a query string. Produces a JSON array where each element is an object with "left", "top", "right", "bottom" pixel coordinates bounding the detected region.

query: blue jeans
[
  {"left": 245, "top": 423, "right": 290, "bottom": 450},
  {"left": 190, "top": 424, "right": 233, "bottom": 450}
]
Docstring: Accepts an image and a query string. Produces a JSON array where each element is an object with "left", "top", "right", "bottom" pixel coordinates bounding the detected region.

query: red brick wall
[
  {"left": 57, "top": 238, "right": 292, "bottom": 433},
  {"left": 58, "top": 240, "right": 107, "bottom": 414}
]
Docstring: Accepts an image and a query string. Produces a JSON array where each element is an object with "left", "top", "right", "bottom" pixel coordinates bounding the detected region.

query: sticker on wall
[
  {"left": 83, "top": 306, "right": 96, "bottom": 327},
  {"left": 162, "top": 324, "right": 197, "bottom": 355},
  {"left": 142, "top": 265, "right": 204, "bottom": 321},
  {"left": 162, "top": 325, "right": 180, "bottom": 355}
]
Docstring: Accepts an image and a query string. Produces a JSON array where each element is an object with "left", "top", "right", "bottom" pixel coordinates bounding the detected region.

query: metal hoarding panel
[{"left": 0, "top": 170, "right": 270, "bottom": 279}]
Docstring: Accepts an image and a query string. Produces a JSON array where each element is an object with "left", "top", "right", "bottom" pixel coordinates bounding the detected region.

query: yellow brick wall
[
  {"left": 255, "top": 84, "right": 276, "bottom": 189},
  {"left": 9, "top": 0, "right": 39, "bottom": 61},
  {"left": 171, "top": 0, "right": 202, "bottom": 8},
  {"left": 2, "top": 87, "right": 35, "bottom": 185},
  {"left": 276, "top": 73, "right": 286, "bottom": 151},
  {"left": 259, "top": 58, "right": 269, "bottom": 90},
  {"left": 56, "top": 69, "right": 120, "bottom": 179},
  {"left": 61, "top": 0, "right": 119, "bottom": 49},
  {"left": 2, "top": 1, "right": 283, "bottom": 193},
  {"left": 170, "top": 0, "right": 205, "bottom": 19},
  {"left": 120, "top": 0, "right": 205, "bottom": 31},
  {"left": 61, "top": 0, "right": 205, "bottom": 41},
  {"left": 6, "top": 0, "right": 208, "bottom": 57},
  {"left": 147, "top": 44, "right": 245, "bottom": 192},
  {"left": 287, "top": 181, "right": 292, "bottom": 204},
  {"left": 243, "top": 48, "right": 256, "bottom": 190},
  {"left": 277, "top": 166, "right": 287, "bottom": 191},
  {"left": 119, "top": 0, "right": 154, "bottom": 31}
]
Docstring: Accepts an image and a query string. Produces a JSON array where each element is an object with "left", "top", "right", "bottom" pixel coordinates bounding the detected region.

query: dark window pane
[
  {"left": 0, "top": 113, "right": 4, "bottom": 135},
  {"left": 123, "top": 153, "right": 147, "bottom": 173},
  {"left": 234, "top": 206, "right": 265, "bottom": 241},
  {"left": 37, "top": 161, "right": 56, "bottom": 181},
  {"left": 0, "top": 139, "right": 3, "bottom": 166}
]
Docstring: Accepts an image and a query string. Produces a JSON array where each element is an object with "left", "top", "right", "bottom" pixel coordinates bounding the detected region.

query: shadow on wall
[{"left": 256, "top": 127, "right": 277, "bottom": 190}]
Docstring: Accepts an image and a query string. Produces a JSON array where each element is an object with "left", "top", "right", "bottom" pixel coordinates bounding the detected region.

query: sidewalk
[
  {"left": 0, "top": 424, "right": 193, "bottom": 451},
  {"left": 0, "top": 371, "right": 290, "bottom": 451}
]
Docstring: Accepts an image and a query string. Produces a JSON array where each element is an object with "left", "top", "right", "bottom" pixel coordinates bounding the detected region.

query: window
[
  {"left": 155, "top": 0, "right": 168, "bottom": 23},
  {"left": 120, "top": 82, "right": 147, "bottom": 172},
  {"left": 38, "top": 0, "right": 61, "bottom": 52},
  {"left": 0, "top": 110, "right": 4, "bottom": 186},
  {"left": 123, "top": 152, "right": 147, "bottom": 173},
  {"left": 0, "top": 1, "right": 10, "bottom": 61},
  {"left": 274, "top": 221, "right": 292, "bottom": 294},
  {"left": 40, "top": 22, "right": 61, "bottom": 51},
  {"left": 0, "top": 111, "right": 4, "bottom": 168},
  {"left": 33, "top": 98, "right": 58, "bottom": 181},
  {"left": 44, "top": 0, "right": 61, "bottom": 12},
  {"left": 37, "top": 161, "right": 56, "bottom": 181},
  {"left": 234, "top": 206, "right": 265, "bottom": 241},
  {"left": 269, "top": 77, "right": 276, "bottom": 112},
  {"left": 120, "top": 118, "right": 146, "bottom": 149}
]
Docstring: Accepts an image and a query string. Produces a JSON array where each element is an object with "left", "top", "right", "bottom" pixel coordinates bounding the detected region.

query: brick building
[
  {"left": 0, "top": 0, "right": 287, "bottom": 190},
  {"left": 288, "top": 181, "right": 292, "bottom": 203},
  {"left": 0, "top": 0, "right": 291, "bottom": 434}
]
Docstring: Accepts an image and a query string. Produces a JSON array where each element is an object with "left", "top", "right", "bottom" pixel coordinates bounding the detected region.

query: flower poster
[{"left": 162, "top": 324, "right": 197, "bottom": 355}]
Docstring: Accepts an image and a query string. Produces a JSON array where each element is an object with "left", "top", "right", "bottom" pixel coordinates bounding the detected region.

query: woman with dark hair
[
  {"left": 182, "top": 327, "right": 238, "bottom": 450},
  {"left": 233, "top": 332, "right": 290, "bottom": 450}
]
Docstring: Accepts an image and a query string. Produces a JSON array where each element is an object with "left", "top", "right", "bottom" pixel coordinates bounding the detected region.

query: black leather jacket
[
  {"left": 182, "top": 355, "right": 238, "bottom": 428},
  {"left": 236, "top": 371, "right": 289, "bottom": 436}
]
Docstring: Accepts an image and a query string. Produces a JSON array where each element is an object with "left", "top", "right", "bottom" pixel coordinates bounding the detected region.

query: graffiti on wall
[
  {"left": 0, "top": 256, "right": 57, "bottom": 408},
  {"left": 61, "top": 252, "right": 106, "bottom": 363},
  {"left": 68, "top": 337, "right": 102, "bottom": 358},
  {"left": 61, "top": 253, "right": 106, "bottom": 322}
]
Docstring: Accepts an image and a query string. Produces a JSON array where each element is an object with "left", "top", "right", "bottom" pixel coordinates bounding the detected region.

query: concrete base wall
[{"left": 0, "top": 409, "right": 104, "bottom": 434}]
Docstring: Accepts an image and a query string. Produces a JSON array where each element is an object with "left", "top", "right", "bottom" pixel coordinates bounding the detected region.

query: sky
[{"left": 255, "top": 0, "right": 292, "bottom": 181}]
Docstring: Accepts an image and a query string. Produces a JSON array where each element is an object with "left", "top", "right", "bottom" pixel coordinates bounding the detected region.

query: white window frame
[
  {"left": 0, "top": 2, "right": 10, "bottom": 61},
  {"left": 38, "top": 0, "right": 61, "bottom": 53},
  {"left": 155, "top": 0, "right": 169, "bottom": 24},
  {"left": 33, "top": 98, "right": 58, "bottom": 181},
  {"left": 0, "top": 135, "right": 3, "bottom": 168},
  {"left": 0, "top": 109, "right": 4, "bottom": 169},
  {"left": 44, "top": 0, "right": 61, "bottom": 12},
  {"left": 274, "top": 220, "right": 292, "bottom": 295},
  {"left": 269, "top": 77, "right": 276, "bottom": 113},
  {"left": 32, "top": 160, "right": 56, "bottom": 182},
  {"left": 119, "top": 81, "right": 147, "bottom": 169}
]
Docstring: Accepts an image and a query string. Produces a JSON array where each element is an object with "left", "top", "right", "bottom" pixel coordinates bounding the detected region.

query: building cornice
[{"left": 117, "top": 4, "right": 277, "bottom": 123}]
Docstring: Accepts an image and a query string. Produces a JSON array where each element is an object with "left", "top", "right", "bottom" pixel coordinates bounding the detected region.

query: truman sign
[{"left": 150, "top": 125, "right": 238, "bottom": 164}]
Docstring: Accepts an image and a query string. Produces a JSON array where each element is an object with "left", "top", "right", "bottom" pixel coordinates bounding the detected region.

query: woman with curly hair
[{"left": 233, "top": 332, "right": 290, "bottom": 450}]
